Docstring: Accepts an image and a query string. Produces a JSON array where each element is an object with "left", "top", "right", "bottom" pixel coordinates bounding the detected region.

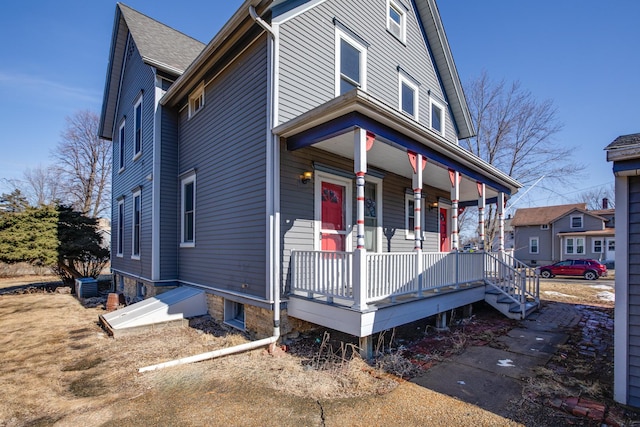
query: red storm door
[
  {"left": 321, "top": 181, "right": 346, "bottom": 251},
  {"left": 439, "top": 208, "right": 450, "bottom": 252}
]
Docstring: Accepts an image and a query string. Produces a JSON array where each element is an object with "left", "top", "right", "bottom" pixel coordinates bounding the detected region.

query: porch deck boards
[{"left": 287, "top": 282, "right": 487, "bottom": 337}]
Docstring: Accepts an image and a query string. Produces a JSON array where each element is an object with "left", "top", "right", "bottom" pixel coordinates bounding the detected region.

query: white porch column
[
  {"left": 477, "top": 182, "right": 486, "bottom": 251},
  {"left": 352, "top": 128, "right": 372, "bottom": 311},
  {"left": 449, "top": 169, "right": 460, "bottom": 251},
  {"left": 497, "top": 192, "right": 505, "bottom": 252},
  {"left": 408, "top": 151, "right": 426, "bottom": 295}
]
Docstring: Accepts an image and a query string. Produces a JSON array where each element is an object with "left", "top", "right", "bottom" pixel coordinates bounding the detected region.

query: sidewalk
[{"left": 411, "top": 302, "right": 583, "bottom": 418}]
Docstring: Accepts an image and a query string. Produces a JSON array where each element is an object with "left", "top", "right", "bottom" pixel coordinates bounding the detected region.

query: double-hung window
[
  {"left": 335, "top": 25, "right": 367, "bottom": 96},
  {"left": 387, "top": 0, "right": 406, "bottom": 43},
  {"left": 399, "top": 72, "right": 418, "bottom": 118},
  {"left": 132, "top": 189, "right": 141, "bottom": 259},
  {"left": 181, "top": 173, "right": 196, "bottom": 247},
  {"left": 118, "top": 121, "right": 125, "bottom": 171},
  {"left": 570, "top": 214, "right": 583, "bottom": 228},
  {"left": 430, "top": 99, "right": 444, "bottom": 135},
  {"left": 405, "top": 193, "right": 424, "bottom": 240},
  {"left": 593, "top": 239, "right": 603, "bottom": 253},
  {"left": 133, "top": 96, "right": 142, "bottom": 159},
  {"left": 565, "top": 237, "right": 585, "bottom": 255},
  {"left": 117, "top": 199, "right": 124, "bottom": 257},
  {"left": 529, "top": 237, "right": 539, "bottom": 254}
]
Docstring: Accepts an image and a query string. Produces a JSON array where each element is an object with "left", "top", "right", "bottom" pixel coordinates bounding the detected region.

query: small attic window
[
  {"left": 387, "top": 0, "right": 406, "bottom": 43},
  {"left": 188, "top": 83, "right": 205, "bottom": 118}
]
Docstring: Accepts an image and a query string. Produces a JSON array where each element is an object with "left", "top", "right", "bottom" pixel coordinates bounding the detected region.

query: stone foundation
[
  {"left": 114, "top": 274, "right": 176, "bottom": 304},
  {"left": 204, "top": 293, "right": 316, "bottom": 340}
]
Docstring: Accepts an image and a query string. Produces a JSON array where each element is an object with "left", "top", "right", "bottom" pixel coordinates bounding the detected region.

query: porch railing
[
  {"left": 290, "top": 250, "right": 489, "bottom": 307},
  {"left": 484, "top": 251, "right": 540, "bottom": 309}
]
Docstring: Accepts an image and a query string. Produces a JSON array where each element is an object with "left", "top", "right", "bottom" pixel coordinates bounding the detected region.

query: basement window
[{"left": 224, "top": 300, "right": 245, "bottom": 330}]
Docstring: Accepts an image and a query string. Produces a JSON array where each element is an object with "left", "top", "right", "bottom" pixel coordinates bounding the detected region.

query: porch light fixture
[
  {"left": 429, "top": 201, "right": 438, "bottom": 211},
  {"left": 300, "top": 171, "right": 313, "bottom": 184}
]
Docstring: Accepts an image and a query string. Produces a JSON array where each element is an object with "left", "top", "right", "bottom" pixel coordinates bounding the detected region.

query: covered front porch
[
  {"left": 275, "top": 90, "right": 536, "bottom": 343},
  {"left": 288, "top": 250, "right": 539, "bottom": 338}
]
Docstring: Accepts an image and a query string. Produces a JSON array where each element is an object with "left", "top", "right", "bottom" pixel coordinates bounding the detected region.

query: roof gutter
[{"left": 160, "top": 0, "right": 266, "bottom": 107}]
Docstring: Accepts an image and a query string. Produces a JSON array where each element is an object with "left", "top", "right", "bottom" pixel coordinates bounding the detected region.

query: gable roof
[
  {"left": 161, "top": 0, "right": 476, "bottom": 142},
  {"left": 511, "top": 203, "right": 587, "bottom": 227},
  {"left": 118, "top": 3, "right": 205, "bottom": 74},
  {"left": 99, "top": 3, "right": 206, "bottom": 139},
  {"left": 413, "top": 0, "right": 475, "bottom": 140}
]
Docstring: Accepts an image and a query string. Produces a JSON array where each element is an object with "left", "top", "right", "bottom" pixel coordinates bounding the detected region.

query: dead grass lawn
[{"left": 539, "top": 278, "right": 614, "bottom": 307}]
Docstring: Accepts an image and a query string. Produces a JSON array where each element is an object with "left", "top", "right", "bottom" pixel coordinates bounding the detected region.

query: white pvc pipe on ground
[{"left": 138, "top": 336, "right": 278, "bottom": 373}]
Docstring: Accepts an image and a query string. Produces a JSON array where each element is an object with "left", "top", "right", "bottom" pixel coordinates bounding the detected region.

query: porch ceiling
[
  {"left": 275, "top": 89, "right": 521, "bottom": 203},
  {"left": 314, "top": 132, "right": 495, "bottom": 202}
]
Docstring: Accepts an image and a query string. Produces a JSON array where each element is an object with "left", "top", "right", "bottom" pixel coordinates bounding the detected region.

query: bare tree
[
  {"left": 51, "top": 110, "right": 111, "bottom": 218},
  {"left": 461, "top": 71, "right": 583, "bottom": 249},
  {"left": 575, "top": 185, "right": 615, "bottom": 210},
  {"left": 22, "top": 165, "right": 61, "bottom": 206}
]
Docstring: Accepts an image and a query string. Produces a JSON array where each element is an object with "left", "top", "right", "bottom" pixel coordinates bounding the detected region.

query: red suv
[{"left": 538, "top": 259, "right": 607, "bottom": 280}]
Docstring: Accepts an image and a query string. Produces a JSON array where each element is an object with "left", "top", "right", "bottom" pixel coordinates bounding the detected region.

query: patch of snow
[
  {"left": 536, "top": 337, "right": 544, "bottom": 341},
  {"left": 590, "top": 284, "right": 613, "bottom": 290},
  {"left": 596, "top": 291, "right": 615, "bottom": 302},
  {"left": 457, "top": 381, "right": 466, "bottom": 385},
  {"left": 543, "top": 291, "right": 575, "bottom": 298},
  {"left": 497, "top": 359, "right": 515, "bottom": 367}
]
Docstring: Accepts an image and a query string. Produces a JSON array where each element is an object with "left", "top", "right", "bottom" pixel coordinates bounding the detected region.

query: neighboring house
[
  {"left": 99, "top": 0, "right": 531, "bottom": 353},
  {"left": 605, "top": 132, "right": 640, "bottom": 408},
  {"left": 511, "top": 203, "right": 615, "bottom": 266}
]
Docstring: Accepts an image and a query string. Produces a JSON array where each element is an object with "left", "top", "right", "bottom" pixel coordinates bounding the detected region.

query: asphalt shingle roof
[
  {"left": 119, "top": 3, "right": 205, "bottom": 74},
  {"left": 510, "top": 203, "right": 587, "bottom": 227},
  {"left": 605, "top": 133, "right": 640, "bottom": 150}
]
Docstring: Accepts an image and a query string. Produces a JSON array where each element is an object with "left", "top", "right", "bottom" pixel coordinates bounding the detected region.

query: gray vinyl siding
[
  {"left": 177, "top": 36, "right": 268, "bottom": 299},
  {"left": 627, "top": 176, "right": 640, "bottom": 406},
  {"left": 514, "top": 226, "right": 553, "bottom": 265},
  {"left": 553, "top": 212, "right": 603, "bottom": 233},
  {"left": 110, "top": 42, "right": 156, "bottom": 280},
  {"left": 278, "top": 0, "right": 456, "bottom": 142},
  {"left": 158, "top": 102, "right": 179, "bottom": 279},
  {"left": 280, "top": 144, "right": 439, "bottom": 289}
]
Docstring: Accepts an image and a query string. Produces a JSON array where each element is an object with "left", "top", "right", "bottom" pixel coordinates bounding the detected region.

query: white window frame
[
  {"left": 593, "top": 239, "right": 603, "bottom": 253},
  {"left": 430, "top": 98, "right": 445, "bottom": 136},
  {"left": 188, "top": 83, "right": 205, "bottom": 119},
  {"left": 529, "top": 237, "right": 539, "bottom": 254},
  {"left": 117, "top": 199, "right": 124, "bottom": 257},
  {"left": 607, "top": 239, "right": 615, "bottom": 251},
  {"left": 133, "top": 96, "right": 143, "bottom": 160},
  {"left": 565, "top": 237, "right": 585, "bottom": 255},
  {"left": 335, "top": 26, "right": 367, "bottom": 96},
  {"left": 570, "top": 214, "right": 583, "bottom": 229},
  {"left": 399, "top": 74, "right": 418, "bottom": 119},
  {"left": 540, "top": 224, "right": 549, "bottom": 230},
  {"left": 131, "top": 189, "right": 141, "bottom": 259},
  {"left": 180, "top": 173, "right": 196, "bottom": 247},
  {"left": 118, "top": 120, "right": 126, "bottom": 172},
  {"left": 364, "top": 176, "right": 383, "bottom": 253},
  {"left": 387, "top": 0, "right": 406, "bottom": 43},
  {"left": 405, "top": 193, "right": 425, "bottom": 240}
]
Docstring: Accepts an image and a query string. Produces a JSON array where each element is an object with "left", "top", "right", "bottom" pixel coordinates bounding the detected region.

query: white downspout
[{"left": 139, "top": 5, "right": 280, "bottom": 373}]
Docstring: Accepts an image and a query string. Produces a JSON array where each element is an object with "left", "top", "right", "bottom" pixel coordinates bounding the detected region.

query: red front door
[
  {"left": 321, "top": 181, "right": 346, "bottom": 251},
  {"left": 439, "top": 208, "right": 450, "bottom": 252}
]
